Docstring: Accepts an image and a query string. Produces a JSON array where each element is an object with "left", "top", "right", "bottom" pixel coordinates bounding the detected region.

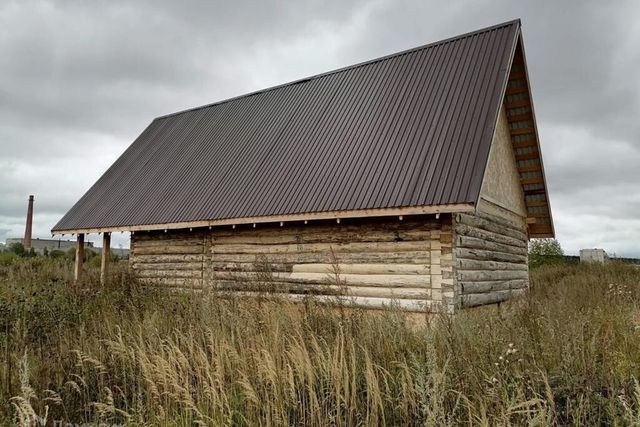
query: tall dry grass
[{"left": 1, "top": 258, "right": 640, "bottom": 425}]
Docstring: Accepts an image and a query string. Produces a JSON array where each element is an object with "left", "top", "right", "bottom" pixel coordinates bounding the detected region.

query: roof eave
[{"left": 50, "top": 203, "right": 475, "bottom": 235}]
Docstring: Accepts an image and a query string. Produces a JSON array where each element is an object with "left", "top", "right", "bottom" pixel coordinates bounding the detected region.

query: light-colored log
[
  {"left": 212, "top": 282, "right": 430, "bottom": 299},
  {"left": 208, "top": 271, "right": 430, "bottom": 288},
  {"left": 100, "top": 232, "right": 110, "bottom": 286},
  {"left": 456, "top": 269, "right": 529, "bottom": 282},
  {"left": 291, "top": 263, "right": 430, "bottom": 275},
  {"left": 74, "top": 233, "right": 84, "bottom": 283},
  {"left": 455, "top": 258, "right": 528, "bottom": 271}
]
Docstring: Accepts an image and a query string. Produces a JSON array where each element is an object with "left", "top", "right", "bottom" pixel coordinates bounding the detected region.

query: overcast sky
[{"left": 1, "top": 0, "right": 639, "bottom": 256}]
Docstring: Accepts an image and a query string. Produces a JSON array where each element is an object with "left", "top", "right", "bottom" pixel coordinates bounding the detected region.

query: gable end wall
[{"left": 453, "top": 105, "right": 529, "bottom": 308}]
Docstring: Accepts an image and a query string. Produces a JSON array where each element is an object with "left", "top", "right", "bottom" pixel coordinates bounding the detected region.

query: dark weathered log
[
  {"left": 461, "top": 290, "right": 511, "bottom": 307},
  {"left": 459, "top": 279, "right": 528, "bottom": 294},
  {"left": 456, "top": 269, "right": 529, "bottom": 282},
  {"left": 455, "top": 258, "right": 528, "bottom": 271},
  {"left": 455, "top": 247, "right": 527, "bottom": 264},
  {"left": 455, "top": 212, "right": 527, "bottom": 241},
  {"left": 456, "top": 235, "right": 528, "bottom": 255},
  {"left": 454, "top": 223, "right": 526, "bottom": 248}
]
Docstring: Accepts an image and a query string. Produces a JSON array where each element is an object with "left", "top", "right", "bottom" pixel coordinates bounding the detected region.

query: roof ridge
[{"left": 155, "top": 19, "right": 521, "bottom": 121}]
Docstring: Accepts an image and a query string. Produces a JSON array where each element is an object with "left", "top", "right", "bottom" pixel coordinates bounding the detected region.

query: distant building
[
  {"left": 5, "top": 237, "right": 90, "bottom": 254},
  {"left": 580, "top": 249, "right": 608, "bottom": 264},
  {"left": 4, "top": 238, "right": 129, "bottom": 258}
]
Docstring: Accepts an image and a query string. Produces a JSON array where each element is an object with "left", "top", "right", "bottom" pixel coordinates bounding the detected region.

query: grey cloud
[{"left": 1, "top": 0, "right": 639, "bottom": 257}]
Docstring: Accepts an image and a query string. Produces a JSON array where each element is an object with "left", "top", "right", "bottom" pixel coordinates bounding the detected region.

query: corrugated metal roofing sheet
[{"left": 53, "top": 20, "right": 522, "bottom": 232}]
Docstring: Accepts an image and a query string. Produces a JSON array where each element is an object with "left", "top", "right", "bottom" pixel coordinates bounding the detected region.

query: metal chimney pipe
[{"left": 23, "top": 195, "right": 34, "bottom": 249}]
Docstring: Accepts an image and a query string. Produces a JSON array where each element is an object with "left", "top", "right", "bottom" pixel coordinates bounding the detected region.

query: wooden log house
[{"left": 52, "top": 20, "right": 553, "bottom": 313}]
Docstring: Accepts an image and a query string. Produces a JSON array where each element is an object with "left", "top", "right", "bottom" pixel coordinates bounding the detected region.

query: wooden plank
[
  {"left": 507, "top": 113, "right": 533, "bottom": 123},
  {"left": 505, "top": 86, "right": 528, "bottom": 96},
  {"left": 504, "top": 99, "right": 530, "bottom": 109},
  {"left": 510, "top": 127, "right": 535, "bottom": 136}
]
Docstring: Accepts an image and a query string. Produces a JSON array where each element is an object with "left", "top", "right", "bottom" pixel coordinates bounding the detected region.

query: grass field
[{"left": 1, "top": 258, "right": 640, "bottom": 425}]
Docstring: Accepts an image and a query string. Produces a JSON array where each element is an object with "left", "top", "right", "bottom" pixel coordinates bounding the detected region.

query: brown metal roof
[{"left": 53, "top": 20, "right": 537, "bottom": 233}]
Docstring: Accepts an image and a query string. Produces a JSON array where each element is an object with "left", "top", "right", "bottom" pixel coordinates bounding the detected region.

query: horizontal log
[
  {"left": 474, "top": 206, "right": 527, "bottom": 232},
  {"left": 455, "top": 258, "right": 527, "bottom": 271},
  {"left": 455, "top": 213, "right": 527, "bottom": 241},
  {"left": 462, "top": 290, "right": 511, "bottom": 307},
  {"left": 456, "top": 269, "right": 529, "bottom": 282},
  {"left": 133, "top": 239, "right": 205, "bottom": 248},
  {"left": 136, "top": 269, "right": 203, "bottom": 278},
  {"left": 211, "top": 227, "right": 438, "bottom": 245},
  {"left": 206, "top": 251, "right": 430, "bottom": 265},
  {"left": 135, "top": 284, "right": 436, "bottom": 312},
  {"left": 454, "top": 223, "right": 526, "bottom": 248},
  {"left": 459, "top": 279, "right": 528, "bottom": 294},
  {"left": 244, "top": 293, "right": 433, "bottom": 312},
  {"left": 291, "top": 263, "right": 430, "bottom": 275},
  {"left": 129, "top": 253, "right": 204, "bottom": 264},
  {"left": 133, "top": 246, "right": 205, "bottom": 255},
  {"left": 131, "top": 262, "right": 203, "bottom": 271},
  {"left": 208, "top": 271, "right": 431, "bottom": 288},
  {"left": 209, "top": 261, "right": 293, "bottom": 273},
  {"left": 210, "top": 240, "right": 431, "bottom": 255},
  {"left": 134, "top": 232, "right": 206, "bottom": 241},
  {"left": 456, "top": 236, "right": 528, "bottom": 255},
  {"left": 455, "top": 247, "right": 527, "bottom": 264},
  {"left": 213, "top": 283, "right": 431, "bottom": 300},
  {"left": 141, "top": 277, "right": 203, "bottom": 287}
]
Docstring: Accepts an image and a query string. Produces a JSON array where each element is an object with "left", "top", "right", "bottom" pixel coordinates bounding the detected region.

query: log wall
[
  {"left": 130, "top": 216, "right": 455, "bottom": 312},
  {"left": 453, "top": 199, "right": 529, "bottom": 308}
]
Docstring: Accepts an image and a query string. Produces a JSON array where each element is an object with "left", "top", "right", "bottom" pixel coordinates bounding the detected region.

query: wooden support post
[
  {"left": 100, "top": 232, "right": 111, "bottom": 286},
  {"left": 74, "top": 233, "right": 85, "bottom": 283}
]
